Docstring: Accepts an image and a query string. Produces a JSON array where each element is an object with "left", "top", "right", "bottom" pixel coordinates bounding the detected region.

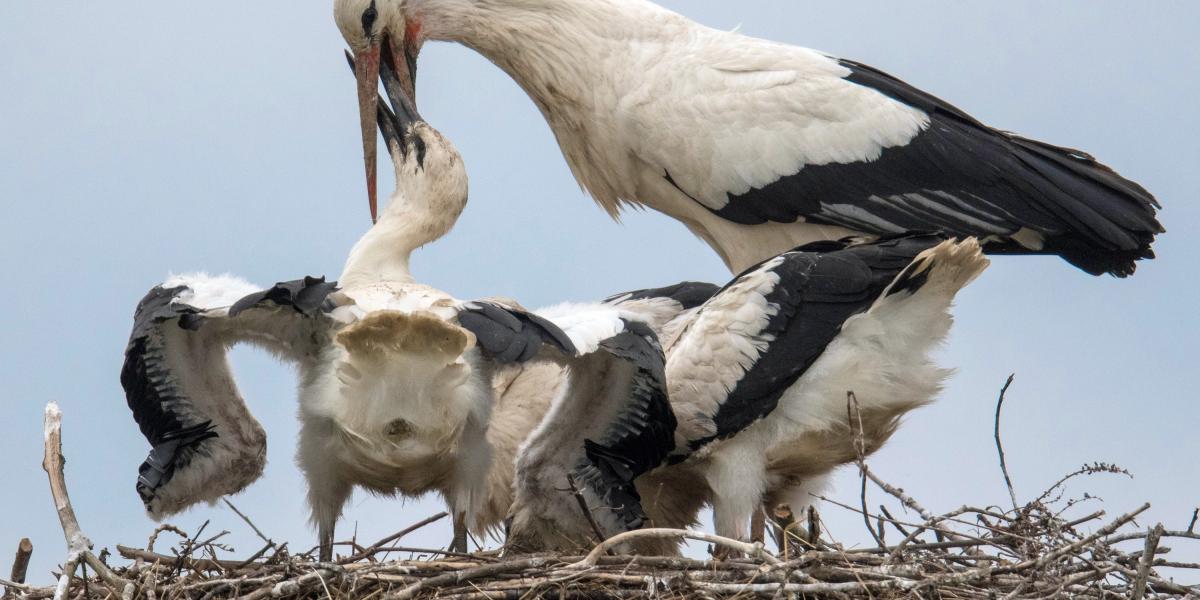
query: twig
[
  {"left": 1064, "top": 509, "right": 1106, "bottom": 530},
  {"left": 847, "top": 392, "right": 885, "bottom": 548},
  {"left": 574, "top": 528, "right": 780, "bottom": 568},
  {"left": 146, "top": 525, "right": 188, "bottom": 554},
  {"left": 42, "top": 403, "right": 134, "bottom": 600},
  {"left": 390, "top": 557, "right": 556, "bottom": 600},
  {"left": 1035, "top": 462, "right": 1132, "bottom": 506},
  {"left": 339, "top": 512, "right": 449, "bottom": 564},
  {"left": 878, "top": 506, "right": 909, "bottom": 539},
  {"left": 1131, "top": 524, "right": 1164, "bottom": 600},
  {"left": 222, "top": 499, "right": 275, "bottom": 549},
  {"left": 1189, "top": 508, "right": 1199, "bottom": 535},
  {"left": 52, "top": 553, "right": 80, "bottom": 600},
  {"left": 565, "top": 473, "right": 608, "bottom": 545},
  {"left": 175, "top": 520, "right": 210, "bottom": 577},
  {"left": 369, "top": 546, "right": 499, "bottom": 561},
  {"left": 233, "top": 543, "right": 276, "bottom": 570},
  {"left": 43, "top": 404, "right": 90, "bottom": 556},
  {"left": 993, "top": 374, "right": 1020, "bottom": 511}
]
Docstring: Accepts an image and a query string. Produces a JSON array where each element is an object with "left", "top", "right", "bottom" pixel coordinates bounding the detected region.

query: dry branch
[{"left": 8, "top": 539, "right": 32, "bottom": 590}]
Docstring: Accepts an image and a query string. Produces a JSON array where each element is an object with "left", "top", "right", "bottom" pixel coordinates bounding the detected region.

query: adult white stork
[
  {"left": 120, "top": 72, "right": 674, "bottom": 560},
  {"left": 507, "top": 234, "right": 989, "bottom": 546},
  {"left": 334, "top": 0, "right": 1162, "bottom": 277}
]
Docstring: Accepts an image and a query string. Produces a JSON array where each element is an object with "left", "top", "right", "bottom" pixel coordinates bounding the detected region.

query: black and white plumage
[
  {"left": 121, "top": 276, "right": 338, "bottom": 516},
  {"left": 503, "top": 309, "right": 675, "bottom": 551},
  {"left": 335, "top": 0, "right": 1162, "bottom": 276},
  {"left": 507, "top": 234, "right": 988, "bottom": 547},
  {"left": 120, "top": 74, "right": 673, "bottom": 560},
  {"left": 654, "top": 234, "right": 989, "bottom": 540}
]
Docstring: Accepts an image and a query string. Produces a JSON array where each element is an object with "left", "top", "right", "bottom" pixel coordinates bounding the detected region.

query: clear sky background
[{"left": 2, "top": 1, "right": 1197, "bottom": 585}]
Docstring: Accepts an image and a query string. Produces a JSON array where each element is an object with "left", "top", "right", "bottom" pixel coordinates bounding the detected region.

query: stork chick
[{"left": 120, "top": 67, "right": 672, "bottom": 560}]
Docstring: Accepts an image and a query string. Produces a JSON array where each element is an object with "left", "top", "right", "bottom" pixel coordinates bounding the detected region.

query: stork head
[
  {"left": 335, "top": 0, "right": 424, "bottom": 222},
  {"left": 338, "top": 50, "right": 467, "bottom": 291}
]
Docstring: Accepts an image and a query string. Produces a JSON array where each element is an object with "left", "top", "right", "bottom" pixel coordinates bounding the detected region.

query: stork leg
[
  {"left": 750, "top": 507, "right": 766, "bottom": 544},
  {"left": 448, "top": 511, "right": 469, "bottom": 554},
  {"left": 318, "top": 522, "right": 334, "bottom": 563},
  {"left": 707, "top": 445, "right": 766, "bottom": 548}
]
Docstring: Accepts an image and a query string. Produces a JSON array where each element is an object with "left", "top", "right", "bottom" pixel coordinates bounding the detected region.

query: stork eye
[{"left": 361, "top": 1, "right": 379, "bottom": 36}]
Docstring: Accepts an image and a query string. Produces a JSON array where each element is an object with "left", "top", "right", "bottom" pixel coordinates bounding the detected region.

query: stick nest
[{"left": 8, "top": 381, "right": 1198, "bottom": 599}]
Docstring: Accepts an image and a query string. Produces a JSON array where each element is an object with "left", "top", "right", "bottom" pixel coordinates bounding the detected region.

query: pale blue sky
[{"left": 1, "top": 1, "right": 1197, "bottom": 584}]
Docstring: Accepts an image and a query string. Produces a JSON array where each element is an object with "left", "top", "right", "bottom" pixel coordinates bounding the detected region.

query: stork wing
[
  {"left": 568, "top": 318, "right": 673, "bottom": 533},
  {"left": 463, "top": 301, "right": 673, "bottom": 546},
  {"left": 456, "top": 301, "right": 577, "bottom": 363},
  {"left": 121, "top": 274, "right": 337, "bottom": 518},
  {"left": 629, "top": 43, "right": 1161, "bottom": 276},
  {"left": 666, "top": 234, "right": 945, "bottom": 459}
]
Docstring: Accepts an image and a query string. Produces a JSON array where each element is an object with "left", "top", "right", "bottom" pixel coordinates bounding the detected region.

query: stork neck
[
  {"left": 418, "top": 0, "right": 682, "bottom": 114},
  {"left": 411, "top": 0, "right": 687, "bottom": 212},
  {"left": 338, "top": 191, "right": 461, "bottom": 289}
]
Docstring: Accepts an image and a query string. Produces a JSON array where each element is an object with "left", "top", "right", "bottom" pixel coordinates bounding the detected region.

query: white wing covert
[
  {"left": 666, "top": 235, "right": 948, "bottom": 459},
  {"left": 629, "top": 37, "right": 1161, "bottom": 276}
]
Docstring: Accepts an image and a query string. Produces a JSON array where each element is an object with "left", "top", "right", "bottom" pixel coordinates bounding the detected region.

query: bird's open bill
[{"left": 350, "top": 34, "right": 417, "bottom": 223}]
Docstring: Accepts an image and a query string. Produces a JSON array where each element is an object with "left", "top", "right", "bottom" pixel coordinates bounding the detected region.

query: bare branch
[
  {"left": 1131, "top": 523, "right": 1164, "bottom": 600},
  {"left": 8, "top": 539, "right": 32, "bottom": 588},
  {"left": 993, "top": 374, "right": 1020, "bottom": 511}
]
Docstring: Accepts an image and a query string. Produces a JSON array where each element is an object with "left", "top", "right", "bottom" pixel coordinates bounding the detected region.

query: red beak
[
  {"left": 353, "top": 43, "right": 383, "bottom": 224},
  {"left": 353, "top": 31, "right": 417, "bottom": 224}
]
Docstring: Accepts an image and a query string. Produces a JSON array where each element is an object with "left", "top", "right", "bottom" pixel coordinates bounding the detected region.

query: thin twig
[
  {"left": 339, "top": 512, "right": 449, "bottom": 564},
  {"left": 993, "top": 374, "right": 1020, "bottom": 511},
  {"left": 847, "top": 392, "right": 885, "bottom": 548},
  {"left": 222, "top": 499, "right": 275, "bottom": 549},
  {"left": 565, "top": 473, "right": 608, "bottom": 545}
]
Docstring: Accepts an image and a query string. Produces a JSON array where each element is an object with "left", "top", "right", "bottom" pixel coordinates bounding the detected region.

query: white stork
[
  {"left": 506, "top": 234, "right": 989, "bottom": 547},
  {"left": 334, "top": 0, "right": 1162, "bottom": 277},
  {"left": 120, "top": 72, "right": 675, "bottom": 560}
]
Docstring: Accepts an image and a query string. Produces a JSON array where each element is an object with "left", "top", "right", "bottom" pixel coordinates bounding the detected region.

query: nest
[{"left": 7, "top": 381, "right": 1199, "bottom": 599}]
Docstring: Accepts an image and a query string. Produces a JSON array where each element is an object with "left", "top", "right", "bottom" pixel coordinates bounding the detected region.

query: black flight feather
[
  {"left": 702, "top": 58, "right": 1162, "bottom": 277},
  {"left": 572, "top": 320, "right": 675, "bottom": 532}
]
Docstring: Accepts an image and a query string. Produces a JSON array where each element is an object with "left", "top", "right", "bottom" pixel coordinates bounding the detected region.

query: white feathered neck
[
  {"left": 339, "top": 125, "right": 468, "bottom": 289},
  {"left": 406, "top": 0, "right": 692, "bottom": 215}
]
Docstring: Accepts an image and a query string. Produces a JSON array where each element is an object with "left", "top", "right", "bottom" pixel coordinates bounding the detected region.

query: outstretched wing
[
  {"left": 629, "top": 40, "right": 1161, "bottom": 276},
  {"left": 667, "top": 234, "right": 945, "bottom": 459},
  {"left": 120, "top": 274, "right": 338, "bottom": 518},
  {"left": 472, "top": 301, "right": 674, "bottom": 548}
]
